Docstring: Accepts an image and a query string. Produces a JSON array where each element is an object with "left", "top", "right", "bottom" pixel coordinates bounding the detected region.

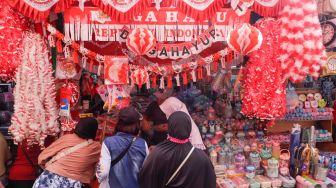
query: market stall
[{"left": 1, "top": 0, "right": 336, "bottom": 187}]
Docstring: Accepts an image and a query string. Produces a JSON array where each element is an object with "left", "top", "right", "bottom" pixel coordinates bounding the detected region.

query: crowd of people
[{"left": 0, "top": 92, "right": 216, "bottom": 188}]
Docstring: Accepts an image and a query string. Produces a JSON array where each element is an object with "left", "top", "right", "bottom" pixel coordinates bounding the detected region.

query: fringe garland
[
  {"left": 251, "top": 0, "right": 286, "bottom": 17},
  {"left": 173, "top": 0, "right": 228, "bottom": 21},
  {"left": 91, "top": 0, "right": 149, "bottom": 22},
  {"left": 6, "top": 0, "right": 74, "bottom": 21}
]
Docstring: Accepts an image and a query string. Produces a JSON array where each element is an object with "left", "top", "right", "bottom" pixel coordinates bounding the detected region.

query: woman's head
[
  {"left": 116, "top": 107, "right": 141, "bottom": 136},
  {"left": 167, "top": 111, "right": 192, "bottom": 141},
  {"left": 74, "top": 117, "right": 98, "bottom": 139}
]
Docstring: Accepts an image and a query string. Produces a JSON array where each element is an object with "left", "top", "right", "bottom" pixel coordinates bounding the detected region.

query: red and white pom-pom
[
  {"left": 60, "top": 116, "right": 78, "bottom": 132},
  {"left": 131, "top": 68, "right": 149, "bottom": 87},
  {"left": 227, "top": 23, "right": 263, "bottom": 55},
  {"left": 9, "top": 32, "right": 59, "bottom": 147},
  {"left": 126, "top": 28, "right": 156, "bottom": 55},
  {"left": 241, "top": 18, "right": 286, "bottom": 121},
  {"left": 0, "top": 1, "right": 28, "bottom": 82},
  {"left": 278, "top": 0, "right": 327, "bottom": 83}
]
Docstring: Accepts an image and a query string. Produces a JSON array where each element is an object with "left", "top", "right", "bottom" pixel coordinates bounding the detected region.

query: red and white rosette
[
  {"left": 127, "top": 28, "right": 156, "bottom": 56},
  {"left": 131, "top": 68, "right": 149, "bottom": 87},
  {"left": 92, "top": 0, "right": 149, "bottom": 22},
  {"left": 227, "top": 23, "right": 263, "bottom": 55}
]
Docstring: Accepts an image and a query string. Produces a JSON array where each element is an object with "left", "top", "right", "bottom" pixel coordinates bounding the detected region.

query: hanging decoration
[
  {"left": 0, "top": 1, "right": 28, "bottom": 82},
  {"left": 103, "top": 85, "right": 131, "bottom": 112},
  {"left": 91, "top": 0, "right": 149, "bottom": 22},
  {"left": 227, "top": 23, "right": 263, "bottom": 55},
  {"left": 9, "top": 32, "right": 59, "bottom": 147},
  {"left": 131, "top": 68, "right": 149, "bottom": 87},
  {"left": 231, "top": 0, "right": 255, "bottom": 16},
  {"left": 173, "top": 0, "right": 227, "bottom": 20},
  {"left": 241, "top": 18, "right": 286, "bottom": 120},
  {"left": 252, "top": 0, "right": 285, "bottom": 17},
  {"left": 63, "top": 7, "right": 250, "bottom": 42},
  {"left": 278, "top": 0, "right": 327, "bottom": 83},
  {"left": 5, "top": 0, "right": 73, "bottom": 21},
  {"left": 104, "top": 56, "right": 129, "bottom": 85},
  {"left": 45, "top": 23, "right": 230, "bottom": 79},
  {"left": 126, "top": 28, "right": 156, "bottom": 56}
]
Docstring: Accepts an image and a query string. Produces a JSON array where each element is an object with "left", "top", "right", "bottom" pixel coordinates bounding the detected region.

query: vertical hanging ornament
[
  {"left": 189, "top": 62, "right": 197, "bottom": 82},
  {"left": 167, "top": 75, "right": 173, "bottom": 89},
  {"left": 64, "top": 45, "right": 71, "bottom": 59},
  {"left": 97, "top": 63, "right": 102, "bottom": 76},
  {"left": 151, "top": 74, "right": 157, "bottom": 88},
  {"left": 197, "top": 66, "right": 203, "bottom": 80},
  {"left": 159, "top": 75, "right": 165, "bottom": 89},
  {"left": 146, "top": 77, "right": 151, "bottom": 89},
  {"left": 82, "top": 56, "right": 87, "bottom": 69},
  {"left": 221, "top": 56, "right": 226, "bottom": 68},
  {"left": 56, "top": 40, "right": 63, "bottom": 53},
  {"left": 48, "top": 35, "right": 55, "bottom": 47},
  {"left": 205, "top": 63, "right": 211, "bottom": 76},
  {"left": 213, "top": 61, "right": 218, "bottom": 73},
  {"left": 173, "top": 64, "right": 182, "bottom": 87},
  {"left": 89, "top": 60, "right": 94, "bottom": 72}
]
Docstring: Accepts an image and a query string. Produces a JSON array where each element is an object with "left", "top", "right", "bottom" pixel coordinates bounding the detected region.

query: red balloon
[
  {"left": 227, "top": 23, "right": 263, "bottom": 55},
  {"left": 126, "top": 28, "right": 156, "bottom": 55}
]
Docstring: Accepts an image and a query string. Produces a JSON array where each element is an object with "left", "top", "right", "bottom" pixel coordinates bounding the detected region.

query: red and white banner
[{"left": 64, "top": 7, "right": 250, "bottom": 42}]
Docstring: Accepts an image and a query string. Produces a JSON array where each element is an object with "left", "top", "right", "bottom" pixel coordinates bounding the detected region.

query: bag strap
[
  {"left": 166, "top": 147, "right": 195, "bottom": 186},
  {"left": 46, "top": 139, "right": 93, "bottom": 167},
  {"left": 21, "top": 147, "right": 39, "bottom": 174},
  {"left": 111, "top": 137, "right": 136, "bottom": 167}
]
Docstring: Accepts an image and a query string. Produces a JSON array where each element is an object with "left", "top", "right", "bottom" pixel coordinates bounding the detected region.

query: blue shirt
[{"left": 97, "top": 132, "right": 148, "bottom": 188}]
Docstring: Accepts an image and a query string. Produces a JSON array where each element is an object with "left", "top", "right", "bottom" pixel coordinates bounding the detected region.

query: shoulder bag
[
  {"left": 111, "top": 137, "right": 136, "bottom": 167},
  {"left": 166, "top": 147, "right": 195, "bottom": 186},
  {"left": 21, "top": 147, "right": 44, "bottom": 177}
]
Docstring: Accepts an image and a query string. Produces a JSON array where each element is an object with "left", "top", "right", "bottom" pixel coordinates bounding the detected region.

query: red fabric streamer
[
  {"left": 197, "top": 66, "right": 203, "bottom": 80},
  {"left": 278, "top": 0, "right": 327, "bottom": 83},
  {"left": 56, "top": 40, "right": 63, "bottom": 53},
  {"left": 212, "top": 61, "right": 218, "bottom": 73},
  {"left": 89, "top": 60, "right": 94, "bottom": 72},
  {"left": 151, "top": 74, "right": 157, "bottom": 88},
  {"left": 72, "top": 51, "right": 79, "bottom": 64},
  {"left": 167, "top": 75, "right": 173, "bottom": 89},
  {"left": 0, "top": 1, "right": 28, "bottom": 82},
  {"left": 241, "top": 18, "right": 286, "bottom": 121}
]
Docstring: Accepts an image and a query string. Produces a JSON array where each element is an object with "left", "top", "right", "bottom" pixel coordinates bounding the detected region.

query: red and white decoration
[
  {"left": 92, "top": 0, "right": 148, "bottom": 22},
  {"left": 6, "top": 0, "right": 73, "bottom": 21},
  {"left": 126, "top": 28, "right": 156, "bottom": 56},
  {"left": 104, "top": 56, "right": 129, "bottom": 85},
  {"left": 131, "top": 68, "right": 149, "bottom": 87},
  {"left": 9, "top": 32, "right": 59, "bottom": 147},
  {"left": 174, "top": 0, "right": 226, "bottom": 20},
  {"left": 242, "top": 18, "right": 286, "bottom": 120},
  {"left": 227, "top": 23, "right": 263, "bottom": 55},
  {"left": 0, "top": 1, "right": 28, "bottom": 82},
  {"left": 278, "top": 0, "right": 327, "bottom": 83},
  {"left": 252, "top": 0, "right": 285, "bottom": 17}
]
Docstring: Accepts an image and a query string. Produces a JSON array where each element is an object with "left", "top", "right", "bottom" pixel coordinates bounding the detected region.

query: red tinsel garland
[
  {"left": 241, "top": 18, "right": 286, "bottom": 120},
  {"left": 0, "top": 1, "right": 29, "bottom": 82},
  {"left": 278, "top": 0, "right": 327, "bottom": 83}
]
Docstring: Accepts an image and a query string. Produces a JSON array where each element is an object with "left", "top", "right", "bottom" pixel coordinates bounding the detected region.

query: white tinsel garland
[{"left": 9, "top": 32, "right": 60, "bottom": 147}]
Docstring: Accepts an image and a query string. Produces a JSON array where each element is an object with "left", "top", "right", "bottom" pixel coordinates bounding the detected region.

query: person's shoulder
[{"left": 193, "top": 148, "right": 210, "bottom": 160}]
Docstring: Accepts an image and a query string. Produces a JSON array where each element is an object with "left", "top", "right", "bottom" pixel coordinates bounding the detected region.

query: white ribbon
[{"left": 159, "top": 76, "right": 165, "bottom": 89}]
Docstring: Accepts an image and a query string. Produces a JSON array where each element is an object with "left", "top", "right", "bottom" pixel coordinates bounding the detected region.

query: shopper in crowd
[
  {"left": 0, "top": 133, "right": 11, "bottom": 187},
  {"left": 97, "top": 107, "right": 148, "bottom": 188},
  {"left": 7, "top": 137, "right": 53, "bottom": 188},
  {"left": 139, "top": 111, "right": 216, "bottom": 188},
  {"left": 160, "top": 96, "right": 205, "bottom": 150},
  {"left": 33, "top": 117, "right": 101, "bottom": 188}
]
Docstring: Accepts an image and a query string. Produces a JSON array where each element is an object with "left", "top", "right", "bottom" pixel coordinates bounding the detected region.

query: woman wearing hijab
[
  {"left": 139, "top": 111, "right": 216, "bottom": 188},
  {"left": 96, "top": 107, "right": 148, "bottom": 188},
  {"left": 33, "top": 117, "right": 101, "bottom": 188},
  {"left": 160, "top": 97, "right": 205, "bottom": 150}
]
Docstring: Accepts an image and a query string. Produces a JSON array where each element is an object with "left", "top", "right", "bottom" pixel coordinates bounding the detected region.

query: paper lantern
[
  {"left": 126, "top": 28, "right": 156, "bottom": 55},
  {"left": 227, "top": 23, "right": 263, "bottom": 55},
  {"left": 131, "top": 68, "right": 149, "bottom": 87}
]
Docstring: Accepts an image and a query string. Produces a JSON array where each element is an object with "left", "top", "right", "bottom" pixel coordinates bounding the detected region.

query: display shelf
[{"left": 277, "top": 117, "right": 333, "bottom": 121}]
